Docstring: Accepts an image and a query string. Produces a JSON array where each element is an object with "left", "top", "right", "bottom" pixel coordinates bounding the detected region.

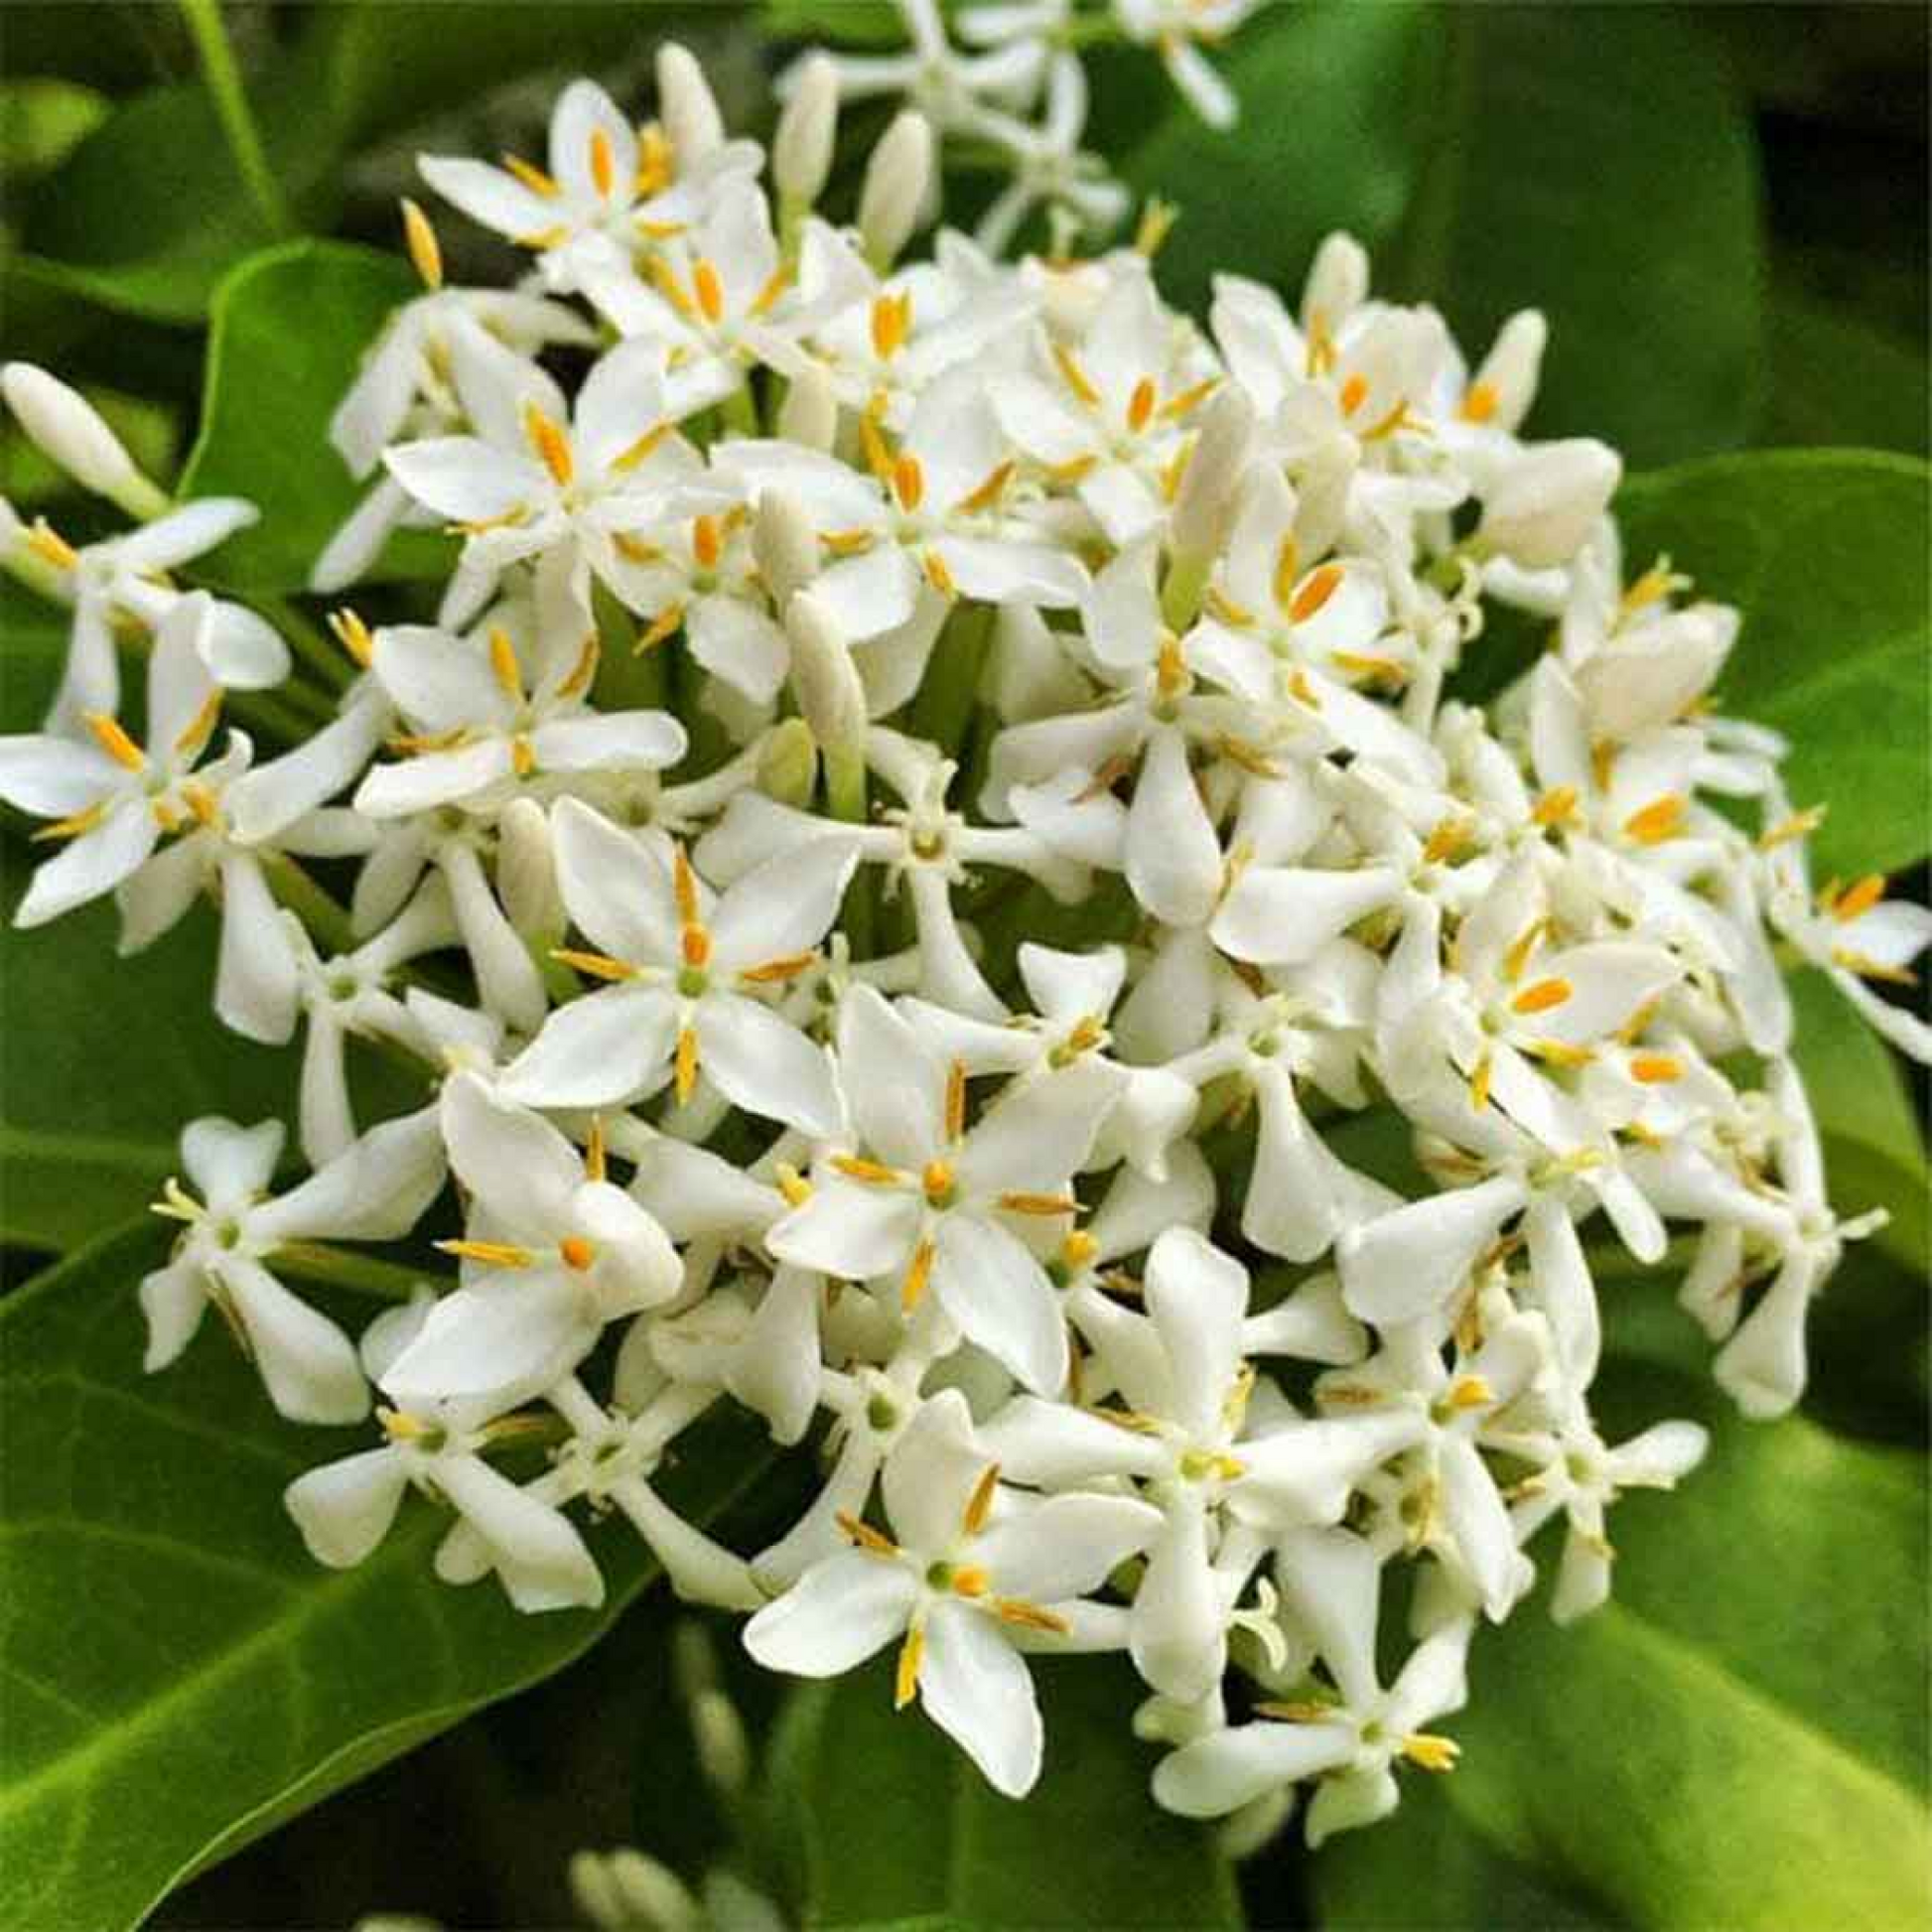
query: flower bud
[
  {"left": 1169, "top": 384, "right": 1254, "bottom": 564},
  {"left": 786, "top": 589, "right": 866, "bottom": 752},
  {"left": 1467, "top": 309, "right": 1547, "bottom": 435},
  {"left": 777, "top": 360, "right": 838, "bottom": 452},
  {"left": 655, "top": 43, "right": 724, "bottom": 171},
  {"left": 1475, "top": 438, "right": 1622, "bottom": 570},
  {"left": 859, "top": 110, "right": 933, "bottom": 270},
  {"left": 773, "top": 52, "right": 839, "bottom": 208},
  {"left": 568, "top": 1848, "right": 698, "bottom": 1932},
  {"left": 754, "top": 486, "right": 819, "bottom": 608},
  {"left": 496, "top": 796, "right": 565, "bottom": 944},
  {"left": 2, "top": 362, "right": 159, "bottom": 513},
  {"left": 758, "top": 716, "right": 819, "bottom": 807},
  {"left": 1300, "top": 230, "right": 1369, "bottom": 339}
]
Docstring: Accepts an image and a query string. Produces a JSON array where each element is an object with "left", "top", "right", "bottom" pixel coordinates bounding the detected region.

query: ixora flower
[
  {"left": 746, "top": 1391, "right": 1162, "bottom": 1795},
  {"left": 13, "top": 22, "right": 1916, "bottom": 1867}
]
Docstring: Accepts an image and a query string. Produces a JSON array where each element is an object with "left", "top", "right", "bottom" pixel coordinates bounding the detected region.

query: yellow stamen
[
  {"left": 1134, "top": 197, "right": 1177, "bottom": 257},
  {"left": 893, "top": 452, "right": 924, "bottom": 513},
  {"left": 181, "top": 781, "right": 219, "bottom": 828},
  {"left": 84, "top": 712, "right": 144, "bottom": 772},
  {"left": 1160, "top": 375, "right": 1219, "bottom": 421},
  {"left": 1458, "top": 380, "right": 1498, "bottom": 424},
  {"left": 647, "top": 255, "right": 697, "bottom": 323},
  {"left": 963, "top": 1461, "right": 1000, "bottom": 1535},
  {"left": 953, "top": 459, "right": 1015, "bottom": 516},
  {"left": 1051, "top": 343, "right": 1101, "bottom": 407},
  {"left": 24, "top": 518, "right": 79, "bottom": 571},
  {"left": 501, "top": 152, "right": 559, "bottom": 198},
  {"left": 1423, "top": 817, "right": 1471, "bottom": 866},
  {"left": 555, "top": 631, "right": 601, "bottom": 700},
  {"left": 400, "top": 197, "right": 443, "bottom": 290},
  {"left": 739, "top": 951, "right": 817, "bottom": 984},
  {"left": 551, "top": 947, "right": 637, "bottom": 982},
  {"left": 611, "top": 421, "right": 671, "bottom": 473},
  {"left": 1289, "top": 563, "right": 1343, "bottom": 624},
  {"left": 692, "top": 257, "right": 725, "bottom": 326},
  {"left": 1526, "top": 1037, "right": 1595, "bottom": 1069},
  {"left": 1622, "top": 794, "right": 1686, "bottom": 846},
  {"left": 522, "top": 402, "right": 573, "bottom": 487},
  {"left": 1127, "top": 375, "right": 1158, "bottom": 434},
  {"left": 1204, "top": 585, "right": 1254, "bottom": 627},
  {"left": 820, "top": 527, "right": 876, "bottom": 559},
  {"left": 1630, "top": 1053, "right": 1682, "bottom": 1085},
  {"left": 1338, "top": 371, "right": 1368, "bottom": 416},
  {"left": 589, "top": 126, "right": 616, "bottom": 199},
  {"left": 634, "top": 124, "right": 672, "bottom": 196},
  {"left": 1305, "top": 309, "right": 1336, "bottom": 377},
  {"left": 682, "top": 922, "right": 711, "bottom": 969},
  {"left": 512, "top": 223, "right": 570, "bottom": 251},
  {"left": 1060, "top": 1229, "right": 1099, "bottom": 1271},
  {"left": 1217, "top": 735, "right": 1280, "bottom": 779},
  {"left": 436, "top": 1238, "right": 535, "bottom": 1268},
  {"left": 950, "top": 1565, "right": 989, "bottom": 1598},
  {"left": 1619, "top": 556, "right": 1682, "bottom": 616},
  {"left": 1512, "top": 976, "right": 1572, "bottom": 1016},
  {"left": 1832, "top": 873, "right": 1885, "bottom": 924},
  {"left": 859, "top": 409, "right": 895, "bottom": 483},
  {"left": 585, "top": 1117, "right": 607, "bottom": 1183},
  {"left": 1831, "top": 947, "right": 1918, "bottom": 986},
  {"left": 831, "top": 1155, "right": 900, "bottom": 1184},
  {"left": 1501, "top": 917, "right": 1547, "bottom": 985},
  {"left": 151, "top": 798, "right": 183, "bottom": 833},
  {"left": 1331, "top": 650, "right": 1407, "bottom": 688},
  {"left": 1445, "top": 1374, "right": 1493, "bottom": 1412},
  {"left": 895, "top": 1624, "right": 924, "bottom": 1709},
  {"left": 487, "top": 625, "right": 523, "bottom": 703},
  {"left": 1288, "top": 667, "right": 1321, "bottom": 710},
  {"left": 671, "top": 844, "right": 699, "bottom": 928},
  {"left": 692, "top": 512, "right": 723, "bottom": 572},
  {"left": 559, "top": 1235, "right": 596, "bottom": 1271},
  {"left": 1757, "top": 804, "right": 1824, "bottom": 851},
  {"left": 1590, "top": 739, "right": 1616, "bottom": 796},
  {"left": 837, "top": 1511, "right": 898, "bottom": 1557},
  {"left": 921, "top": 1159, "right": 955, "bottom": 1205},
  {"left": 1401, "top": 1732, "right": 1461, "bottom": 1773},
  {"left": 635, "top": 602, "right": 685, "bottom": 652},
  {"left": 674, "top": 1025, "right": 699, "bottom": 1104},
  {"left": 871, "top": 289, "right": 913, "bottom": 359},
  {"left": 1467, "top": 1051, "right": 1493, "bottom": 1114},
  {"left": 901, "top": 1236, "right": 936, "bottom": 1311},
  {"left": 174, "top": 687, "right": 222, "bottom": 759},
  {"left": 1531, "top": 784, "right": 1578, "bottom": 828},
  {"left": 1156, "top": 629, "right": 1187, "bottom": 700},
  {"left": 999, "top": 1192, "right": 1079, "bottom": 1216},
  {"left": 775, "top": 1162, "right": 812, "bottom": 1207},
  {"left": 1270, "top": 535, "right": 1300, "bottom": 616},
  {"left": 944, "top": 1058, "right": 968, "bottom": 1143},
  {"left": 328, "top": 607, "right": 374, "bottom": 668},
  {"left": 994, "top": 1598, "right": 1070, "bottom": 1634},
  {"left": 748, "top": 264, "right": 791, "bottom": 318},
  {"left": 922, "top": 548, "right": 956, "bottom": 597}
]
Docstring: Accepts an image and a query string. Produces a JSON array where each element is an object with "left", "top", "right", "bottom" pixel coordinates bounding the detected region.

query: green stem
[
  {"left": 178, "top": 0, "right": 292, "bottom": 236},
  {"left": 256, "top": 594, "right": 352, "bottom": 693},
  {"left": 265, "top": 852, "right": 354, "bottom": 954},
  {"left": 824, "top": 741, "right": 873, "bottom": 957},
  {"left": 229, "top": 685, "right": 328, "bottom": 750},
  {"left": 721, "top": 379, "right": 759, "bottom": 437},
  {"left": 274, "top": 1241, "right": 434, "bottom": 1302},
  {"left": 909, "top": 599, "right": 996, "bottom": 758}
]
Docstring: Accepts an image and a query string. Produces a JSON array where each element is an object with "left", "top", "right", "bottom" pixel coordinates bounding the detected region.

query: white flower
[
  {"left": 1113, "top": 0, "right": 1260, "bottom": 129},
  {"left": 745, "top": 1389, "right": 1161, "bottom": 1795},
  {"left": 499, "top": 797, "right": 854, "bottom": 1134},
  {"left": 142, "top": 1109, "right": 445, "bottom": 1423}
]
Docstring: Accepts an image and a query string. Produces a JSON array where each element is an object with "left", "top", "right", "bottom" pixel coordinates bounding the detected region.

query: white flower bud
[
  {"left": 1468, "top": 309, "right": 1547, "bottom": 435},
  {"left": 777, "top": 360, "right": 838, "bottom": 452},
  {"left": 655, "top": 43, "right": 724, "bottom": 171},
  {"left": 758, "top": 716, "right": 819, "bottom": 807},
  {"left": 690, "top": 1686, "right": 753, "bottom": 1798},
  {"left": 754, "top": 486, "right": 819, "bottom": 608},
  {"left": 773, "top": 52, "right": 839, "bottom": 208},
  {"left": 1475, "top": 438, "right": 1621, "bottom": 570},
  {"left": 569, "top": 1848, "right": 700, "bottom": 1932},
  {"left": 1300, "top": 230, "right": 1369, "bottom": 338},
  {"left": 2, "top": 361, "right": 151, "bottom": 508},
  {"left": 496, "top": 796, "right": 565, "bottom": 943},
  {"left": 859, "top": 111, "right": 933, "bottom": 269},
  {"left": 1169, "top": 384, "right": 1254, "bottom": 563},
  {"left": 786, "top": 589, "right": 866, "bottom": 752}
]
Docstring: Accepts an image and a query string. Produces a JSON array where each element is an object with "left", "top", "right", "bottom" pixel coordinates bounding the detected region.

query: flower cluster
[{"left": 3, "top": 27, "right": 1924, "bottom": 1852}]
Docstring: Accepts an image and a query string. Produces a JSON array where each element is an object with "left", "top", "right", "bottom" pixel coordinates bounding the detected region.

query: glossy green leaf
[
  {"left": 1765, "top": 287, "right": 1929, "bottom": 458},
  {"left": 1618, "top": 449, "right": 1932, "bottom": 877},
  {"left": 1121, "top": 1, "right": 1432, "bottom": 319},
  {"left": 0, "top": 1217, "right": 779, "bottom": 1932},
  {"left": 178, "top": 239, "right": 451, "bottom": 593},
  {"left": 1317, "top": 1312, "right": 1931, "bottom": 1928},
  {"left": 0, "top": 577, "right": 70, "bottom": 735},
  {"left": 772, "top": 1652, "right": 1242, "bottom": 1928},
  {"left": 1392, "top": 6, "right": 1764, "bottom": 466}
]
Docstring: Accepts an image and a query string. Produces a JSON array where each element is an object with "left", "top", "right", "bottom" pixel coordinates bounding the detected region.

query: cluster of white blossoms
[{"left": 3, "top": 27, "right": 1927, "bottom": 1852}]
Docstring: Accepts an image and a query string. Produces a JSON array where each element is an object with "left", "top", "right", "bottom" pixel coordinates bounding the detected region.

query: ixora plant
[{"left": 1, "top": 4, "right": 1927, "bottom": 1928}]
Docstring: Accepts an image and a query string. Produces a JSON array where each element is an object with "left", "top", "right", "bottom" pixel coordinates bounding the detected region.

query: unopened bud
[
  {"left": 1300, "top": 231, "right": 1369, "bottom": 339},
  {"left": 786, "top": 590, "right": 866, "bottom": 752},
  {"left": 690, "top": 1687, "right": 753, "bottom": 1798},
  {"left": 774, "top": 52, "right": 839, "bottom": 208},
  {"left": 1466, "top": 309, "right": 1547, "bottom": 436},
  {"left": 859, "top": 111, "right": 933, "bottom": 270},
  {"left": 1169, "top": 384, "right": 1254, "bottom": 564},
  {"left": 568, "top": 1848, "right": 699, "bottom": 1932},
  {"left": 496, "top": 796, "right": 565, "bottom": 943},
  {"left": 655, "top": 43, "right": 724, "bottom": 172},
  {"left": 1475, "top": 438, "right": 1621, "bottom": 570},
  {"left": 759, "top": 716, "right": 819, "bottom": 807},
  {"left": 754, "top": 486, "right": 818, "bottom": 607},
  {"left": 777, "top": 360, "right": 838, "bottom": 452},
  {"left": 2, "top": 362, "right": 164, "bottom": 516}
]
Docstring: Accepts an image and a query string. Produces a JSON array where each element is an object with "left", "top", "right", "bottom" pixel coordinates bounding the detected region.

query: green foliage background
[{"left": 0, "top": 4, "right": 1926, "bottom": 1927}]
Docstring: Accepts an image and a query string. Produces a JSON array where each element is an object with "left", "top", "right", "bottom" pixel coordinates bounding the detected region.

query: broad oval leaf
[
  {"left": 770, "top": 1651, "right": 1242, "bottom": 1928},
  {"left": 177, "top": 238, "right": 452, "bottom": 593},
  {"left": 1391, "top": 5, "right": 1764, "bottom": 466},
  {"left": 0, "top": 1218, "right": 777, "bottom": 1932},
  {"left": 1618, "top": 449, "right": 1932, "bottom": 877}
]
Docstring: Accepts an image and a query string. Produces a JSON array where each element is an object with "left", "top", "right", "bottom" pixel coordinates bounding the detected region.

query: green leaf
[
  {"left": 0, "top": 1217, "right": 779, "bottom": 1932},
  {"left": 0, "top": 577, "right": 70, "bottom": 735},
  {"left": 1121, "top": 1, "right": 1433, "bottom": 319},
  {"left": 1764, "top": 285, "right": 1929, "bottom": 459},
  {"left": 1617, "top": 449, "right": 1932, "bottom": 877},
  {"left": 772, "top": 1652, "right": 1242, "bottom": 1928},
  {"left": 178, "top": 239, "right": 452, "bottom": 593},
  {"left": 1317, "top": 1326, "right": 1931, "bottom": 1928},
  {"left": 1392, "top": 6, "right": 1764, "bottom": 466}
]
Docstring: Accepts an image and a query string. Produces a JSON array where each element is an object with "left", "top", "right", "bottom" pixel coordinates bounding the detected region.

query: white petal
[
  {"left": 442, "top": 1069, "right": 581, "bottom": 1231},
  {"left": 697, "top": 993, "right": 843, "bottom": 1137},
  {"left": 1335, "top": 1175, "right": 1525, "bottom": 1325},
  {"left": 767, "top": 1175, "right": 922, "bottom": 1282},
  {"left": 918, "top": 1598, "right": 1042, "bottom": 1798},
  {"left": 743, "top": 1548, "right": 916, "bottom": 1675},
  {"left": 1127, "top": 724, "right": 1222, "bottom": 928},
  {"left": 1153, "top": 1721, "right": 1354, "bottom": 1820},
  {"left": 1211, "top": 866, "right": 1401, "bottom": 967},
  {"left": 1144, "top": 1227, "right": 1248, "bottom": 1441},
  {"left": 530, "top": 709, "right": 687, "bottom": 777},
  {"left": 284, "top": 1449, "right": 409, "bottom": 1568},
  {"left": 499, "top": 984, "right": 680, "bottom": 1110},
  {"left": 976, "top": 1493, "right": 1162, "bottom": 1602},
  {"left": 1130, "top": 1493, "right": 1224, "bottom": 1703},
  {"left": 382, "top": 1273, "right": 594, "bottom": 1416},
  {"left": 218, "top": 1257, "right": 368, "bottom": 1424},
  {"left": 436, "top": 1452, "right": 605, "bottom": 1611},
  {"left": 932, "top": 1213, "right": 1069, "bottom": 1396},
  {"left": 710, "top": 837, "right": 856, "bottom": 972},
  {"left": 837, "top": 984, "right": 947, "bottom": 1169},
  {"left": 550, "top": 796, "right": 680, "bottom": 964}
]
